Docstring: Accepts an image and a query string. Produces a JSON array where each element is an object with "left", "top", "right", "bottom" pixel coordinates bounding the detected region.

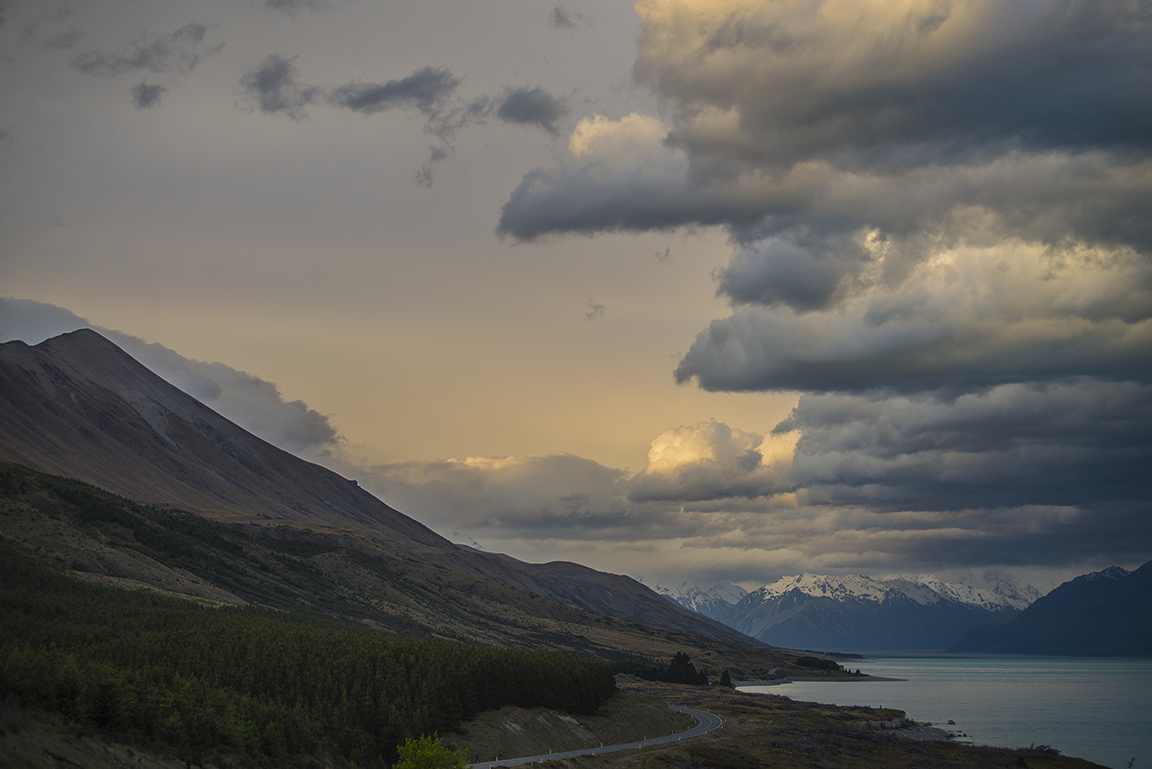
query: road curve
[{"left": 468, "top": 705, "right": 723, "bottom": 768}]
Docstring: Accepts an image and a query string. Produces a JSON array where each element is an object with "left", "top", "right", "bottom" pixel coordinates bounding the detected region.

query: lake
[{"left": 739, "top": 657, "right": 1152, "bottom": 769}]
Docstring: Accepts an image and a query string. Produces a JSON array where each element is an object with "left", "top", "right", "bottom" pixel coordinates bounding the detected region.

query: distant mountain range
[
  {"left": 652, "top": 571, "right": 1043, "bottom": 651},
  {"left": 0, "top": 330, "right": 766, "bottom": 664},
  {"left": 949, "top": 562, "right": 1152, "bottom": 656}
]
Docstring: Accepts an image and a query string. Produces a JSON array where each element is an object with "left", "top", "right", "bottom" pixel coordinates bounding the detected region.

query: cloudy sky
[{"left": 2, "top": 0, "right": 1149, "bottom": 591}]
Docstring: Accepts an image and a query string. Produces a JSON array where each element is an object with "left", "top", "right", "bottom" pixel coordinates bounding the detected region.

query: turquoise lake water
[{"left": 740, "top": 657, "right": 1152, "bottom": 769}]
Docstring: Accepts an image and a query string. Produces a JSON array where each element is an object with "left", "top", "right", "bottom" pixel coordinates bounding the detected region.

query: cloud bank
[
  {"left": 484, "top": 0, "right": 1152, "bottom": 578},
  {"left": 352, "top": 410, "right": 1149, "bottom": 583},
  {"left": 3, "top": 298, "right": 1145, "bottom": 583}
]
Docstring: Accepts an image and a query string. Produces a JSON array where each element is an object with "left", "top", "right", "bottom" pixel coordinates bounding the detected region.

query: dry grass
[{"left": 443, "top": 690, "right": 694, "bottom": 764}]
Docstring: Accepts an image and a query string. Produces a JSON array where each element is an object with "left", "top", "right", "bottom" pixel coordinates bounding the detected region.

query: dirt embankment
[{"left": 442, "top": 689, "right": 693, "bottom": 764}]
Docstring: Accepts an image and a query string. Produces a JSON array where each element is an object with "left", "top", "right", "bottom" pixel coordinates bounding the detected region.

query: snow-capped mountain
[
  {"left": 754, "top": 570, "right": 1041, "bottom": 612},
  {"left": 639, "top": 579, "right": 748, "bottom": 624},
  {"left": 660, "top": 570, "right": 1043, "bottom": 651},
  {"left": 920, "top": 569, "right": 1042, "bottom": 611}
]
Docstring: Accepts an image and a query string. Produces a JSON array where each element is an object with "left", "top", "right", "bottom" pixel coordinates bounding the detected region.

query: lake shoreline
[
  {"left": 740, "top": 656, "right": 1150, "bottom": 769},
  {"left": 735, "top": 675, "right": 905, "bottom": 686}
]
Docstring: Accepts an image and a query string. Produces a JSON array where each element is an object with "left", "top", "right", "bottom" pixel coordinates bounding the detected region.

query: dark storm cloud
[
  {"left": 238, "top": 54, "right": 322, "bottom": 121},
  {"left": 496, "top": 154, "right": 772, "bottom": 240},
  {"left": 497, "top": 86, "right": 568, "bottom": 135},
  {"left": 780, "top": 382, "right": 1152, "bottom": 510},
  {"left": 673, "top": 305, "right": 1152, "bottom": 395},
  {"left": 674, "top": 242, "right": 1152, "bottom": 394},
  {"left": 848, "top": 501, "right": 1152, "bottom": 571},
  {"left": 764, "top": 381, "right": 1152, "bottom": 566},
  {"left": 72, "top": 23, "right": 222, "bottom": 76},
  {"left": 634, "top": 1, "right": 1152, "bottom": 173},
  {"left": 131, "top": 81, "right": 166, "bottom": 109},
  {"left": 717, "top": 235, "right": 866, "bottom": 312},
  {"left": 498, "top": 1, "right": 1152, "bottom": 398},
  {"left": 329, "top": 67, "right": 461, "bottom": 117},
  {"left": 499, "top": 1, "right": 1152, "bottom": 256}
]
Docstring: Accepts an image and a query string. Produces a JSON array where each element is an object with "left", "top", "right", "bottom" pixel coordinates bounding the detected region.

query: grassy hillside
[
  {"left": 0, "top": 463, "right": 792, "bottom": 673},
  {"left": 0, "top": 541, "right": 616, "bottom": 767}
]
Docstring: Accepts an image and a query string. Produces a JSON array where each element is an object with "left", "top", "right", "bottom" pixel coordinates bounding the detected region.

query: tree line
[
  {"left": 610, "top": 652, "right": 725, "bottom": 686},
  {"left": 0, "top": 543, "right": 617, "bottom": 768}
]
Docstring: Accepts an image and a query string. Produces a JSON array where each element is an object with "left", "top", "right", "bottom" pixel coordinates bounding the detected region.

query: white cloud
[{"left": 629, "top": 420, "right": 795, "bottom": 501}]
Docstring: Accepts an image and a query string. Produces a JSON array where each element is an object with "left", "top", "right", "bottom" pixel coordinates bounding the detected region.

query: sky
[{"left": 2, "top": 0, "right": 1150, "bottom": 592}]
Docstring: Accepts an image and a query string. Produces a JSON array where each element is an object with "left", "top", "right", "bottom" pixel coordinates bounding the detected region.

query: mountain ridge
[
  {"left": 949, "top": 562, "right": 1152, "bottom": 656},
  {"left": 0, "top": 329, "right": 760, "bottom": 650},
  {"left": 651, "top": 571, "right": 1042, "bottom": 651}
]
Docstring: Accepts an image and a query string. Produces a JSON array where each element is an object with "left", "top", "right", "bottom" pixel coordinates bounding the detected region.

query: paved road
[{"left": 468, "top": 706, "right": 723, "bottom": 768}]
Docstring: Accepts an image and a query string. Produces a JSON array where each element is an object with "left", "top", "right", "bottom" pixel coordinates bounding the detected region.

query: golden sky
[{"left": 2, "top": 0, "right": 1150, "bottom": 589}]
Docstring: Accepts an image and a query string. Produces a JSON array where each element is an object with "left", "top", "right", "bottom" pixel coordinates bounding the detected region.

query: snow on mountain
[
  {"left": 1081, "top": 566, "right": 1131, "bottom": 583},
  {"left": 652, "top": 570, "right": 1044, "bottom": 651},
  {"left": 634, "top": 570, "right": 1043, "bottom": 650},
  {"left": 754, "top": 573, "right": 892, "bottom": 603},
  {"left": 653, "top": 579, "right": 748, "bottom": 607},
  {"left": 931, "top": 569, "right": 1043, "bottom": 611},
  {"left": 750, "top": 570, "right": 1041, "bottom": 611},
  {"left": 636, "top": 578, "right": 747, "bottom": 623}
]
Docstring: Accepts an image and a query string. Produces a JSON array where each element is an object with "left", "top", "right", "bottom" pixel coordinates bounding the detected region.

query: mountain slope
[
  {"left": 722, "top": 572, "right": 1038, "bottom": 651},
  {"left": 949, "top": 562, "right": 1152, "bottom": 656},
  {"left": 0, "top": 329, "right": 447, "bottom": 546},
  {"left": 0, "top": 330, "right": 758, "bottom": 649}
]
